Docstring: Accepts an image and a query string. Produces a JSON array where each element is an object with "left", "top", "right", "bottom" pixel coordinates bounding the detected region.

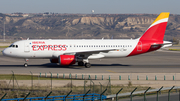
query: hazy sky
[{"left": 0, "top": 0, "right": 179, "bottom": 14}]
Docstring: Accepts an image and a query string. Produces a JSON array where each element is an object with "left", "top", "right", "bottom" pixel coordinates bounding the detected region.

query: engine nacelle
[
  {"left": 59, "top": 55, "right": 76, "bottom": 65},
  {"left": 50, "top": 55, "right": 76, "bottom": 65}
]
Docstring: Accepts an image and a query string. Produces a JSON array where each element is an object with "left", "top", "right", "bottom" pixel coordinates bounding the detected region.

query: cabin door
[
  {"left": 137, "top": 41, "right": 142, "bottom": 51},
  {"left": 24, "top": 42, "right": 30, "bottom": 52}
]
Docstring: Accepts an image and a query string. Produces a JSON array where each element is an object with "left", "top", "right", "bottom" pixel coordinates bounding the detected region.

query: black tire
[
  {"left": 78, "top": 62, "right": 84, "bottom": 66},
  {"left": 85, "top": 63, "right": 91, "bottom": 68},
  {"left": 24, "top": 63, "right": 28, "bottom": 67}
]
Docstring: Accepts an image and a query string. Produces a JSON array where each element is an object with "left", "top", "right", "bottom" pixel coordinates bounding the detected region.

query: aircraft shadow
[
  {"left": 91, "top": 64, "right": 130, "bottom": 66},
  {"left": 0, "top": 64, "right": 83, "bottom": 69},
  {"left": 0, "top": 63, "right": 130, "bottom": 68},
  {"left": 40, "top": 63, "right": 130, "bottom": 68}
]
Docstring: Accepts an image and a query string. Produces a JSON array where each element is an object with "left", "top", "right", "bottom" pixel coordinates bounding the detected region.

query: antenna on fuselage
[
  {"left": 111, "top": 36, "right": 113, "bottom": 39},
  {"left": 27, "top": 38, "right": 29, "bottom": 40}
]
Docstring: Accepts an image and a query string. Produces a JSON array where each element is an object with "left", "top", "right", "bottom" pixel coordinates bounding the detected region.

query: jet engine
[
  {"left": 59, "top": 55, "right": 76, "bottom": 65},
  {"left": 50, "top": 55, "right": 76, "bottom": 65}
]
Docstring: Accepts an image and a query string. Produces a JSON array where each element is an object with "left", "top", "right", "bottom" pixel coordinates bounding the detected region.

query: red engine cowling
[{"left": 59, "top": 55, "right": 76, "bottom": 65}]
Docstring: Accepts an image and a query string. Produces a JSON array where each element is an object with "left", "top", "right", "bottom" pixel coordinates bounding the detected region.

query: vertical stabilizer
[{"left": 140, "top": 12, "right": 170, "bottom": 41}]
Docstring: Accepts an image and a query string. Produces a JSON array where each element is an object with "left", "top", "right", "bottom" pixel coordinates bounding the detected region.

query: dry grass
[
  {"left": 169, "top": 49, "right": 180, "bottom": 51},
  {"left": 0, "top": 80, "right": 152, "bottom": 99}
]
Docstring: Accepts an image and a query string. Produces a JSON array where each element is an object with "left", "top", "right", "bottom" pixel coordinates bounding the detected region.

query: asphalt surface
[{"left": 0, "top": 50, "right": 180, "bottom": 74}]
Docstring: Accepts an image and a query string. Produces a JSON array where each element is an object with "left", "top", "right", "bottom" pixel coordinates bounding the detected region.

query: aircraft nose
[
  {"left": 2, "top": 48, "right": 9, "bottom": 56},
  {"left": 2, "top": 49, "right": 7, "bottom": 56}
]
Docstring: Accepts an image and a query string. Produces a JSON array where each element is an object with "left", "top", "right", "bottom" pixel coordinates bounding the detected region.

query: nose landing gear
[{"left": 24, "top": 59, "right": 28, "bottom": 67}]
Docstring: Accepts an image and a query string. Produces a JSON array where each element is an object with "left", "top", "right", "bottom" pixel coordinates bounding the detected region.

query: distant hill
[{"left": 0, "top": 13, "right": 180, "bottom": 41}]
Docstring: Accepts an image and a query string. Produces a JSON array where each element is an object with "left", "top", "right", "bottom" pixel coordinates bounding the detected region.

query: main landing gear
[
  {"left": 78, "top": 59, "right": 91, "bottom": 68},
  {"left": 78, "top": 61, "right": 84, "bottom": 66},
  {"left": 85, "top": 63, "right": 91, "bottom": 68},
  {"left": 24, "top": 59, "right": 28, "bottom": 67}
]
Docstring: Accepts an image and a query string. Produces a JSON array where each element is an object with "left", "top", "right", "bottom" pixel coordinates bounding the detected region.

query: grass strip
[
  {"left": 0, "top": 74, "right": 73, "bottom": 80},
  {"left": 169, "top": 49, "right": 180, "bottom": 51},
  {"left": 0, "top": 46, "right": 8, "bottom": 48}
]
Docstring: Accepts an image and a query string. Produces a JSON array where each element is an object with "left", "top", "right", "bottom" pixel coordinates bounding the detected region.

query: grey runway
[{"left": 0, "top": 51, "right": 180, "bottom": 74}]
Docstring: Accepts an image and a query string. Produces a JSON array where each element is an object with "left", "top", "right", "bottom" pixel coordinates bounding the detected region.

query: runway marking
[{"left": 106, "top": 70, "right": 117, "bottom": 73}]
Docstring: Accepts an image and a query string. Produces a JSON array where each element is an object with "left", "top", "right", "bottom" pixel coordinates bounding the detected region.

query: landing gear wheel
[
  {"left": 85, "top": 63, "right": 91, "bottom": 68},
  {"left": 78, "top": 62, "right": 84, "bottom": 66},
  {"left": 24, "top": 63, "right": 28, "bottom": 67}
]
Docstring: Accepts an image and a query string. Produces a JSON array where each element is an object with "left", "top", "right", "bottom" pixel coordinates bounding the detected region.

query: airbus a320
[{"left": 2, "top": 12, "right": 172, "bottom": 68}]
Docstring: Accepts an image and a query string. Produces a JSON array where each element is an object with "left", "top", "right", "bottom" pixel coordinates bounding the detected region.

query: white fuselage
[{"left": 3, "top": 39, "right": 139, "bottom": 59}]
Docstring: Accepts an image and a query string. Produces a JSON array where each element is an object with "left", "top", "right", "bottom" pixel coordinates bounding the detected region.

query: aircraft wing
[
  {"left": 64, "top": 49, "right": 116, "bottom": 58},
  {"left": 76, "top": 49, "right": 115, "bottom": 54}
]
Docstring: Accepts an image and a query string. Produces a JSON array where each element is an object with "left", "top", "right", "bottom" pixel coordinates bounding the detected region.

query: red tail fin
[
  {"left": 128, "top": 12, "right": 170, "bottom": 57},
  {"left": 140, "top": 12, "right": 170, "bottom": 41}
]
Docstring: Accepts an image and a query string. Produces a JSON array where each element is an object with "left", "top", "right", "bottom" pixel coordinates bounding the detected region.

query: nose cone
[
  {"left": 2, "top": 48, "right": 12, "bottom": 57},
  {"left": 2, "top": 48, "right": 8, "bottom": 56}
]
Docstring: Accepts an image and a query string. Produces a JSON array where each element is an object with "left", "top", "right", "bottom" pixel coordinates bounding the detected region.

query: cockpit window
[
  {"left": 9, "top": 44, "right": 13, "bottom": 47},
  {"left": 9, "top": 44, "right": 18, "bottom": 48}
]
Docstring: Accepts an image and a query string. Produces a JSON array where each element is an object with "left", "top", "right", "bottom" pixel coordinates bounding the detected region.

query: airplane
[{"left": 2, "top": 12, "right": 172, "bottom": 68}]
